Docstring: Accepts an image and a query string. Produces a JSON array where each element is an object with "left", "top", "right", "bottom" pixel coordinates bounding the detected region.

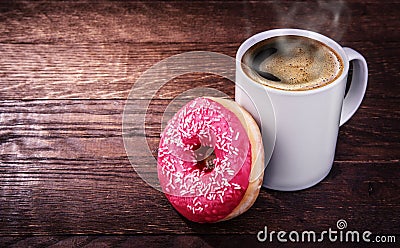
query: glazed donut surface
[{"left": 158, "top": 97, "right": 263, "bottom": 223}]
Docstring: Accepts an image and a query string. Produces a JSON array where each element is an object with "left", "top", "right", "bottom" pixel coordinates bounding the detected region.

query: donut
[{"left": 157, "top": 97, "right": 264, "bottom": 223}]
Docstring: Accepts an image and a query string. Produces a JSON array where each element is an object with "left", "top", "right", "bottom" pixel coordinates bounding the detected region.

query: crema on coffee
[{"left": 241, "top": 35, "right": 344, "bottom": 91}]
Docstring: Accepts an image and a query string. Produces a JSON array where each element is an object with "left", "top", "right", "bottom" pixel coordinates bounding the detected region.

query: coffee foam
[{"left": 242, "top": 35, "right": 343, "bottom": 91}]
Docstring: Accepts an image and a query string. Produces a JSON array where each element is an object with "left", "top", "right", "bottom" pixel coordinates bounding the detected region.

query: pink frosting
[{"left": 158, "top": 97, "right": 252, "bottom": 223}]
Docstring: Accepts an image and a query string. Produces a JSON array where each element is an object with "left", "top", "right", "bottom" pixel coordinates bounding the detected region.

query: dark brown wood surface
[{"left": 1, "top": 0, "right": 399, "bottom": 247}]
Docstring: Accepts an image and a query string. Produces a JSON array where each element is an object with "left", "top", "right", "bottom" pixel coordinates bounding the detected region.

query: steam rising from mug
[{"left": 273, "top": 0, "right": 350, "bottom": 40}]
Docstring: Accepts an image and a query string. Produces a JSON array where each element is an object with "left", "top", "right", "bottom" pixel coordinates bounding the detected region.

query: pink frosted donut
[{"left": 158, "top": 97, "right": 264, "bottom": 223}]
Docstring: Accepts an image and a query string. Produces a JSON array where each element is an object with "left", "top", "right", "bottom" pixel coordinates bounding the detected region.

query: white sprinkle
[
  {"left": 232, "top": 183, "right": 241, "bottom": 190},
  {"left": 235, "top": 132, "right": 240, "bottom": 140},
  {"left": 204, "top": 183, "right": 211, "bottom": 196},
  {"left": 219, "top": 195, "right": 224, "bottom": 203},
  {"left": 222, "top": 178, "right": 231, "bottom": 187},
  {"left": 198, "top": 187, "right": 204, "bottom": 196}
]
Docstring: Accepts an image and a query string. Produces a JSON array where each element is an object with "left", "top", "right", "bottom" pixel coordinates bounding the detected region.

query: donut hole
[
  {"left": 193, "top": 145, "right": 216, "bottom": 172},
  {"left": 181, "top": 133, "right": 218, "bottom": 173}
]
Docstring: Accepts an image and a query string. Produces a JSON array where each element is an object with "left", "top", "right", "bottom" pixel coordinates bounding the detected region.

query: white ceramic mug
[{"left": 235, "top": 29, "right": 368, "bottom": 191}]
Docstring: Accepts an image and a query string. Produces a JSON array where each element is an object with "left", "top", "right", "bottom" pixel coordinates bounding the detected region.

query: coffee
[{"left": 241, "top": 35, "right": 343, "bottom": 91}]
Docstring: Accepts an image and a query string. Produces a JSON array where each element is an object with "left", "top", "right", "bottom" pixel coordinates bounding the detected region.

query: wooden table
[{"left": 1, "top": 1, "right": 399, "bottom": 247}]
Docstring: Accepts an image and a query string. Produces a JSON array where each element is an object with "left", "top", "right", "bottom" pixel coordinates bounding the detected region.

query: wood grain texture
[
  {"left": 1, "top": 235, "right": 398, "bottom": 248},
  {"left": 0, "top": 0, "right": 399, "bottom": 245},
  {"left": 0, "top": 99, "right": 398, "bottom": 163},
  {"left": 0, "top": 1, "right": 399, "bottom": 44},
  {"left": 0, "top": 100, "right": 399, "bottom": 235},
  {"left": 0, "top": 1, "right": 398, "bottom": 100},
  {"left": 0, "top": 40, "right": 398, "bottom": 100},
  {"left": 1, "top": 158, "right": 399, "bottom": 235},
  {"left": 0, "top": 42, "right": 238, "bottom": 99}
]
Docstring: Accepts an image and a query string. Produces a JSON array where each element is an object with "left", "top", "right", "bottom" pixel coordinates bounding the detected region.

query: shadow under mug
[{"left": 235, "top": 29, "right": 368, "bottom": 191}]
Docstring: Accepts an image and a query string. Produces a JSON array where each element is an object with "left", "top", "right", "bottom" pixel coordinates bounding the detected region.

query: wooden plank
[
  {"left": 0, "top": 159, "right": 399, "bottom": 235},
  {"left": 0, "top": 100, "right": 399, "bottom": 235},
  {"left": 1, "top": 234, "right": 395, "bottom": 247},
  {"left": 0, "top": 42, "right": 238, "bottom": 99},
  {"left": 0, "top": 41, "right": 399, "bottom": 99},
  {"left": 0, "top": 1, "right": 398, "bottom": 44},
  {"left": 0, "top": 99, "right": 398, "bottom": 162}
]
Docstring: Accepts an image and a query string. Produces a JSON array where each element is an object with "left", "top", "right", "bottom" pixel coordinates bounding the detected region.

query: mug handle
[{"left": 339, "top": 48, "right": 368, "bottom": 126}]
